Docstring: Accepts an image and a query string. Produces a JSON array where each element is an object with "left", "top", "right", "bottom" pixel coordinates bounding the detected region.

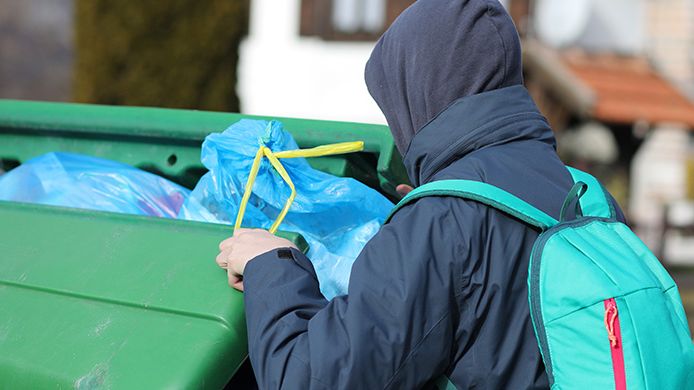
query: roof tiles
[{"left": 563, "top": 51, "right": 694, "bottom": 127}]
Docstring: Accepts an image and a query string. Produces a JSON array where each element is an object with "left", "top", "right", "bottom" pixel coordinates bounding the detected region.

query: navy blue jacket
[{"left": 243, "top": 86, "right": 625, "bottom": 389}]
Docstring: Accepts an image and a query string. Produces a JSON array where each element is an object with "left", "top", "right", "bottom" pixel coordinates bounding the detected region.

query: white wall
[
  {"left": 630, "top": 125, "right": 691, "bottom": 254},
  {"left": 238, "top": 0, "right": 387, "bottom": 124},
  {"left": 578, "top": 0, "right": 646, "bottom": 54},
  {"left": 646, "top": 0, "right": 694, "bottom": 97},
  {"left": 534, "top": 0, "right": 646, "bottom": 53}
]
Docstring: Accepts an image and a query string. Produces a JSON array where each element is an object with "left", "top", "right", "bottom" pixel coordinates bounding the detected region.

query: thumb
[{"left": 396, "top": 184, "right": 413, "bottom": 198}]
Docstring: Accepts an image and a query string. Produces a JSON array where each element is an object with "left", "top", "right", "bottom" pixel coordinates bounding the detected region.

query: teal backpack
[{"left": 390, "top": 167, "right": 694, "bottom": 389}]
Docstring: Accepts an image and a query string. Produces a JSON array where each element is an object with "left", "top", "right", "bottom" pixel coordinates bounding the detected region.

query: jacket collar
[{"left": 402, "top": 85, "right": 556, "bottom": 186}]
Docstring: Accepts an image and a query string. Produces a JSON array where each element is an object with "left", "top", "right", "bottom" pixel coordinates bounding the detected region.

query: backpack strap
[
  {"left": 566, "top": 166, "right": 616, "bottom": 219},
  {"left": 434, "top": 375, "right": 458, "bottom": 390},
  {"left": 385, "top": 180, "right": 559, "bottom": 231}
]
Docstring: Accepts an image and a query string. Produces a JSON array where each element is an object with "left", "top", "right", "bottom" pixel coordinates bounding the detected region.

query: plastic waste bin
[
  {"left": 0, "top": 99, "right": 406, "bottom": 388},
  {"left": 0, "top": 99, "right": 407, "bottom": 196}
]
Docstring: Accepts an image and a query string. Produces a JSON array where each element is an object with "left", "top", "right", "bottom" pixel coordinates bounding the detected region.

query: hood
[
  {"left": 365, "top": 0, "right": 523, "bottom": 155},
  {"left": 403, "top": 85, "right": 555, "bottom": 186}
]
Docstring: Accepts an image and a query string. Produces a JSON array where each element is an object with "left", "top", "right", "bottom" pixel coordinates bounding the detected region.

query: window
[
  {"left": 301, "top": 0, "right": 414, "bottom": 41},
  {"left": 332, "top": 0, "right": 386, "bottom": 34}
]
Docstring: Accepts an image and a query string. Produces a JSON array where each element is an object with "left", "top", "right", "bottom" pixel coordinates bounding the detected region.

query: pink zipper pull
[
  {"left": 604, "top": 298, "right": 626, "bottom": 390},
  {"left": 604, "top": 299, "right": 618, "bottom": 347}
]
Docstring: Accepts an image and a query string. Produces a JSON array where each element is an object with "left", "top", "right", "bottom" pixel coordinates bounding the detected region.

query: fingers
[
  {"left": 216, "top": 228, "right": 279, "bottom": 291},
  {"left": 217, "top": 247, "right": 245, "bottom": 292},
  {"left": 216, "top": 246, "right": 247, "bottom": 270},
  {"left": 233, "top": 228, "right": 256, "bottom": 237},
  {"left": 219, "top": 228, "right": 258, "bottom": 250},
  {"left": 219, "top": 239, "right": 231, "bottom": 251},
  {"left": 215, "top": 250, "right": 229, "bottom": 268},
  {"left": 219, "top": 236, "right": 234, "bottom": 251},
  {"left": 232, "top": 280, "right": 244, "bottom": 292},
  {"left": 218, "top": 247, "right": 244, "bottom": 273},
  {"left": 228, "top": 268, "right": 244, "bottom": 291}
]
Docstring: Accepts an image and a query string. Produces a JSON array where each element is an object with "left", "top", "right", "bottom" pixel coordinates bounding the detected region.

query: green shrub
[{"left": 74, "top": 0, "right": 249, "bottom": 112}]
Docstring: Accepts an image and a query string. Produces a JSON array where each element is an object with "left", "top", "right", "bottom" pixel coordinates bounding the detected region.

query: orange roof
[{"left": 562, "top": 51, "right": 694, "bottom": 127}]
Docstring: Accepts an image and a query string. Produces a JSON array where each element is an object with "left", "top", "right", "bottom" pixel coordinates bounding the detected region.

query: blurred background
[{"left": 1, "top": 0, "right": 694, "bottom": 324}]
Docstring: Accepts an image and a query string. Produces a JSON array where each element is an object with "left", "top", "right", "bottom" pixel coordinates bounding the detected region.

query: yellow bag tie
[{"left": 234, "top": 141, "right": 365, "bottom": 234}]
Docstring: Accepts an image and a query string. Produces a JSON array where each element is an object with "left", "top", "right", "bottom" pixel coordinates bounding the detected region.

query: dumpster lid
[{"left": 0, "top": 200, "right": 306, "bottom": 388}]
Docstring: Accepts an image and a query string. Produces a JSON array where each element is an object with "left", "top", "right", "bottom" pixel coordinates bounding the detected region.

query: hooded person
[{"left": 217, "top": 0, "right": 625, "bottom": 388}]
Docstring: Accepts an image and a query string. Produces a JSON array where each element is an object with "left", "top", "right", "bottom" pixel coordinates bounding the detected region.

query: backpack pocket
[
  {"left": 541, "top": 298, "right": 620, "bottom": 388},
  {"left": 544, "top": 289, "right": 694, "bottom": 389},
  {"left": 617, "top": 288, "right": 694, "bottom": 389}
]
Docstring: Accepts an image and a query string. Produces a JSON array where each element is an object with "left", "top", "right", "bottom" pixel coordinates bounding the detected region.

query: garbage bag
[
  {"left": 178, "top": 119, "right": 394, "bottom": 299},
  {"left": 0, "top": 152, "right": 190, "bottom": 218}
]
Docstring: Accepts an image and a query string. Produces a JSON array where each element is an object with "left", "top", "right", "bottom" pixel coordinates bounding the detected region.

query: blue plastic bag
[
  {"left": 179, "top": 119, "right": 394, "bottom": 299},
  {"left": 0, "top": 152, "right": 190, "bottom": 218}
]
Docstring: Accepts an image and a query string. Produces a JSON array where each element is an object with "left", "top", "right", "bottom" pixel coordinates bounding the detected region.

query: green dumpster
[
  {"left": 0, "top": 100, "right": 406, "bottom": 388},
  {"left": 0, "top": 100, "right": 407, "bottom": 197}
]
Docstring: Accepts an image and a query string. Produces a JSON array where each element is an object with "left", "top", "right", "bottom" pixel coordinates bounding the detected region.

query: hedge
[{"left": 74, "top": 0, "right": 249, "bottom": 112}]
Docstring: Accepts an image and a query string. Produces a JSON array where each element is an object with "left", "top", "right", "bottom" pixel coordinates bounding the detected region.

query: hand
[
  {"left": 216, "top": 228, "right": 298, "bottom": 291},
  {"left": 396, "top": 184, "right": 413, "bottom": 198}
]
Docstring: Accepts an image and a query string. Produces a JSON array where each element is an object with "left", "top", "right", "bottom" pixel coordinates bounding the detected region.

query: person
[{"left": 216, "top": 0, "right": 625, "bottom": 388}]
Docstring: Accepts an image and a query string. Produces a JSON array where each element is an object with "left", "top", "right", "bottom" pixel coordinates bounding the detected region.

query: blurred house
[
  {"left": 510, "top": 0, "right": 694, "bottom": 263},
  {"left": 239, "top": 0, "right": 412, "bottom": 124}
]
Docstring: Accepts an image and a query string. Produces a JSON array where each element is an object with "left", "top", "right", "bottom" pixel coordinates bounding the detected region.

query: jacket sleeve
[{"left": 242, "top": 197, "right": 472, "bottom": 389}]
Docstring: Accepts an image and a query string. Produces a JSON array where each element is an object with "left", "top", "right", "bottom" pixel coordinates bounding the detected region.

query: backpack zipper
[{"left": 604, "top": 298, "right": 626, "bottom": 390}]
